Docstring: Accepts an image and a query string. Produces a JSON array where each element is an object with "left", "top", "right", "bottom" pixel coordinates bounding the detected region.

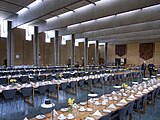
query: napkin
[
  {"left": 152, "top": 85, "right": 157, "bottom": 89},
  {"left": 120, "top": 89, "right": 124, "bottom": 92},
  {"left": 92, "top": 110, "right": 102, "bottom": 116},
  {"left": 157, "top": 83, "right": 160, "bottom": 87},
  {"left": 94, "top": 101, "right": 100, "bottom": 105},
  {"left": 85, "top": 117, "right": 95, "bottom": 120},
  {"left": 113, "top": 96, "right": 118, "bottom": 101},
  {"left": 52, "top": 109, "right": 58, "bottom": 116},
  {"left": 103, "top": 109, "right": 111, "bottom": 113},
  {"left": 73, "top": 103, "right": 79, "bottom": 109},
  {"left": 24, "top": 117, "right": 28, "bottom": 120},
  {"left": 148, "top": 87, "right": 154, "bottom": 91},
  {"left": 119, "top": 99, "right": 127, "bottom": 104},
  {"left": 131, "top": 90, "right": 135, "bottom": 93},
  {"left": 127, "top": 86, "right": 131, "bottom": 89},
  {"left": 118, "top": 93, "right": 122, "bottom": 96},
  {"left": 101, "top": 95, "right": 106, "bottom": 98},
  {"left": 123, "top": 93, "right": 127, "bottom": 97},
  {"left": 128, "top": 94, "right": 135, "bottom": 99},
  {"left": 137, "top": 91, "right": 143, "bottom": 95},
  {"left": 111, "top": 91, "right": 116, "bottom": 95},
  {"left": 108, "top": 103, "right": 116, "bottom": 109},
  {"left": 108, "top": 97, "right": 113, "bottom": 100},
  {"left": 143, "top": 89, "right": 149, "bottom": 93}
]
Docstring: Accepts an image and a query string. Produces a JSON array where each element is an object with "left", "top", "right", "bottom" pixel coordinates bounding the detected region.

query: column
[
  {"left": 7, "top": 21, "right": 14, "bottom": 67},
  {"left": 104, "top": 42, "right": 108, "bottom": 65},
  {"left": 95, "top": 40, "right": 99, "bottom": 65},
  {"left": 71, "top": 34, "right": 75, "bottom": 66},
  {"left": 84, "top": 38, "right": 88, "bottom": 67},
  {"left": 33, "top": 26, "right": 40, "bottom": 66},
  {"left": 54, "top": 30, "right": 60, "bottom": 66}
]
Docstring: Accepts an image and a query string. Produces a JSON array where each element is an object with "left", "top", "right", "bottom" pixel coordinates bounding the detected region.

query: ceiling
[{"left": 0, "top": 0, "right": 160, "bottom": 44}]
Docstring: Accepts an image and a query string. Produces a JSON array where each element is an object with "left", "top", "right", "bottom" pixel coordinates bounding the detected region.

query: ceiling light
[
  {"left": 67, "top": 23, "right": 81, "bottom": 28},
  {"left": 17, "top": 8, "right": 28, "bottom": 15}
]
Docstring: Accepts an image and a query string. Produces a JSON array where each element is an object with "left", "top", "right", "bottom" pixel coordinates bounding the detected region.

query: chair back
[
  {"left": 47, "top": 84, "right": 57, "bottom": 92},
  {"left": 60, "top": 82, "right": 68, "bottom": 90},
  {"left": 30, "top": 75, "right": 38, "bottom": 82},
  {"left": 78, "top": 80, "right": 84, "bottom": 87},
  {"left": 38, "top": 85, "right": 47, "bottom": 94},
  {"left": 2, "top": 89, "right": 16, "bottom": 100},
  {"left": 128, "top": 101, "right": 135, "bottom": 114},
  {"left": 69, "top": 81, "right": 76, "bottom": 88},
  {"left": 38, "top": 75, "right": 46, "bottom": 81},
  {"left": 99, "top": 112, "right": 112, "bottom": 120},
  {"left": 0, "top": 77, "right": 8, "bottom": 85},
  {"left": 20, "top": 76, "right": 29, "bottom": 83},
  {"left": 118, "top": 105, "right": 129, "bottom": 120},
  {"left": 21, "top": 87, "right": 33, "bottom": 97}
]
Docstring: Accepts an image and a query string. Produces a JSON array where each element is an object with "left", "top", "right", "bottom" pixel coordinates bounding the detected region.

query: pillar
[
  {"left": 33, "top": 26, "right": 40, "bottom": 66},
  {"left": 54, "top": 30, "right": 60, "bottom": 66},
  {"left": 84, "top": 38, "right": 88, "bottom": 66},
  {"left": 7, "top": 21, "right": 14, "bottom": 67},
  {"left": 95, "top": 40, "right": 99, "bottom": 65},
  {"left": 104, "top": 42, "right": 108, "bottom": 65},
  {"left": 71, "top": 34, "right": 75, "bottom": 66}
]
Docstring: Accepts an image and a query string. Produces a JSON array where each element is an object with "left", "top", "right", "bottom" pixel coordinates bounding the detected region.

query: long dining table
[{"left": 29, "top": 75, "right": 160, "bottom": 120}]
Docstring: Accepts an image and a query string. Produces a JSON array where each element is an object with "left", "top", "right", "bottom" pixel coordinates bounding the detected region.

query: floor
[{"left": 0, "top": 76, "right": 160, "bottom": 120}]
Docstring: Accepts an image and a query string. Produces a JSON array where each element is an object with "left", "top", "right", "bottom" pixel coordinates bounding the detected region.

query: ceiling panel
[
  {"left": 40, "top": 14, "right": 52, "bottom": 21},
  {"left": 0, "top": 0, "right": 35, "bottom": 19},
  {"left": 50, "top": 8, "right": 68, "bottom": 16},
  {"left": 4, "top": 0, "right": 35, "bottom": 6},
  {"left": 66, "top": 0, "right": 89, "bottom": 10},
  {"left": 0, "top": 1, "right": 22, "bottom": 13}
]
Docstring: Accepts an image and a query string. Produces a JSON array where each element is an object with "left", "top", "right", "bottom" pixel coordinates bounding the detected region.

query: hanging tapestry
[
  {"left": 115, "top": 45, "right": 127, "bottom": 57},
  {"left": 139, "top": 43, "right": 154, "bottom": 60}
]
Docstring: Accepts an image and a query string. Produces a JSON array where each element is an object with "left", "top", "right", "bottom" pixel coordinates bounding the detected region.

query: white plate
[
  {"left": 58, "top": 115, "right": 66, "bottom": 120},
  {"left": 143, "top": 78, "right": 149, "bottom": 81},
  {"left": 113, "top": 86, "right": 121, "bottom": 89},
  {"left": 86, "top": 108, "right": 93, "bottom": 112},
  {"left": 126, "top": 98, "right": 134, "bottom": 101},
  {"left": 85, "top": 117, "right": 95, "bottom": 120},
  {"left": 41, "top": 103, "right": 55, "bottom": 108},
  {"left": 102, "top": 103, "right": 107, "bottom": 106},
  {"left": 60, "top": 108, "right": 69, "bottom": 112},
  {"left": 79, "top": 108, "right": 86, "bottom": 112},
  {"left": 93, "top": 98, "right": 99, "bottom": 101},
  {"left": 135, "top": 94, "right": 142, "bottom": 97},
  {"left": 132, "top": 82, "right": 138, "bottom": 85},
  {"left": 88, "top": 93, "right": 98, "bottom": 97},
  {"left": 67, "top": 116, "right": 74, "bottom": 119},
  {"left": 142, "top": 91, "right": 148, "bottom": 94},
  {"left": 80, "top": 102, "right": 87, "bottom": 105},
  {"left": 116, "top": 103, "right": 124, "bottom": 107},
  {"left": 103, "top": 109, "right": 111, "bottom": 113},
  {"left": 36, "top": 115, "right": 45, "bottom": 119}
]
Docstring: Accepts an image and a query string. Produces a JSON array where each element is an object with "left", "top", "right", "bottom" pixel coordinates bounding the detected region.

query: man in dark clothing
[
  {"left": 148, "top": 62, "right": 155, "bottom": 77},
  {"left": 3, "top": 59, "right": 7, "bottom": 67},
  {"left": 141, "top": 61, "right": 146, "bottom": 77}
]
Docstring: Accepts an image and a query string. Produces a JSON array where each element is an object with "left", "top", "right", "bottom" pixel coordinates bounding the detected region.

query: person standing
[
  {"left": 141, "top": 61, "right": 146, "bottom": 77},
  {"left": 148, "top": 62, "right": 155, "bottom": 77}
]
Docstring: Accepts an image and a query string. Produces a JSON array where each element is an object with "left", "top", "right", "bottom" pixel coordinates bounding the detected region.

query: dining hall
[{"left": 0, "top": 0, "right": 160, "bottom": 120}]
